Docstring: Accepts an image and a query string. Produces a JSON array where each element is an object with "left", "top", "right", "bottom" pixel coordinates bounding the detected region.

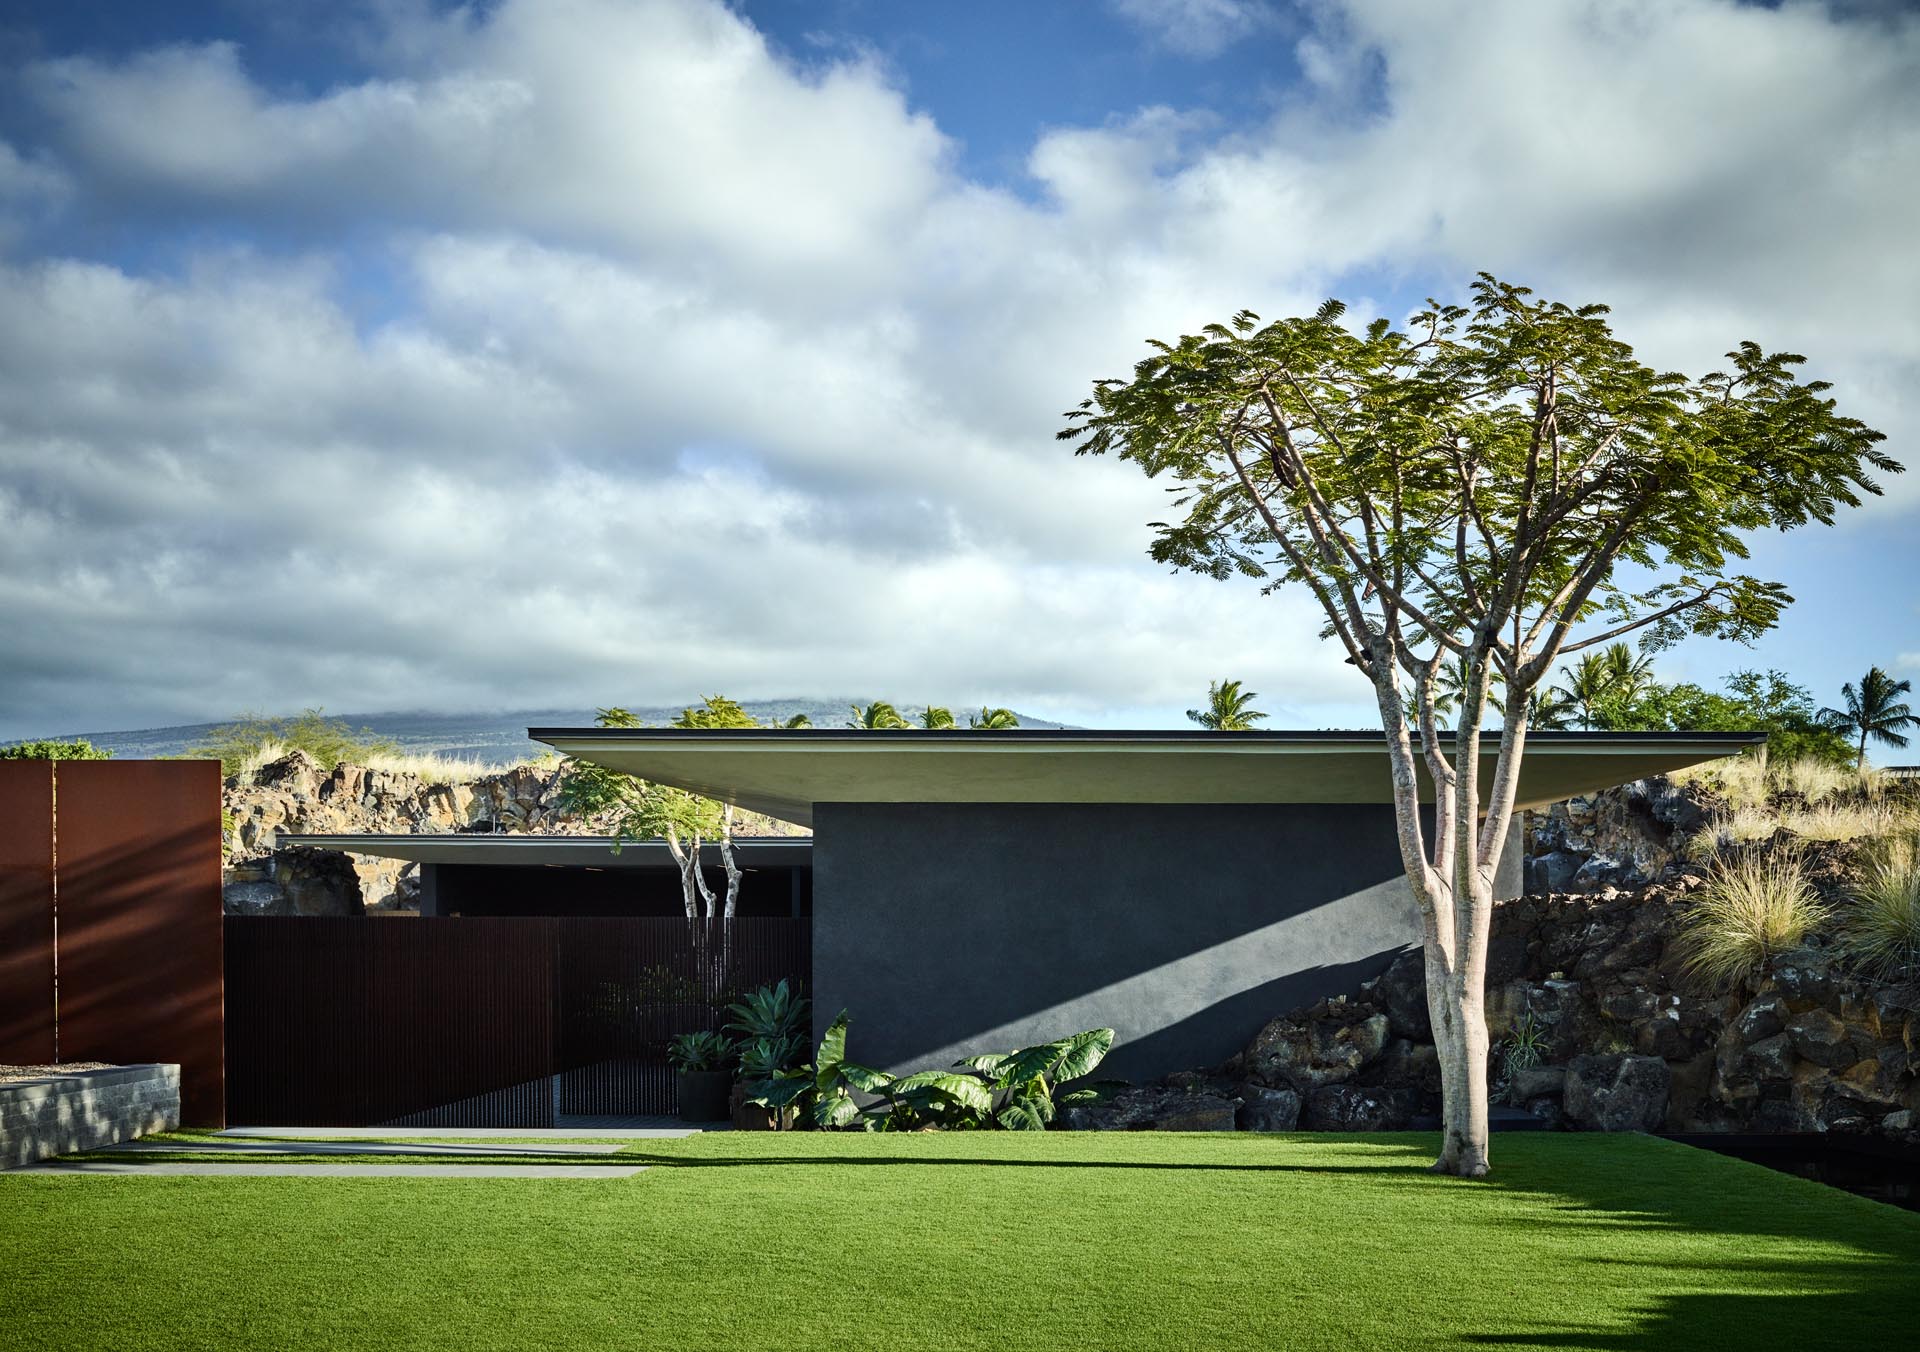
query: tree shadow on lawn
[{"left": 1461, "top": 1135, "right": 1920, "bottom": 1350}]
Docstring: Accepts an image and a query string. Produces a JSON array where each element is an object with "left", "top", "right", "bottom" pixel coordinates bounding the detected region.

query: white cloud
[
  {"left": 1, "top": 0, "right": 1916, "bottom": 736},
  {"left": 1109, "top": 0, "right": 1283, "bottom": 58}
]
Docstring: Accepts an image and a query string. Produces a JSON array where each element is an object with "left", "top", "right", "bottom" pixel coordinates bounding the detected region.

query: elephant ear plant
[{"left": 746, "top": 1012, "right": 1115, "bottom": 1131}]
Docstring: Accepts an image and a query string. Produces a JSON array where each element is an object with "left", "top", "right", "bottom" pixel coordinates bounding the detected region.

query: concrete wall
[
  {"left": 1, "top": 1064, "right": 181, "bottom": 1169},
  {"left": 812, "top": 803, "right": 1522, "bottom": 1083}
]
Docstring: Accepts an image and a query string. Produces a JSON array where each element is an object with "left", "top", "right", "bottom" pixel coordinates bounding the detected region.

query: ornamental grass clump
[
  {"left": 1843, "top": 835, "right": 1920, "bottom": 983},
  {"left": 1677, "top": 851, "right": 1827, "bottom": 992}
]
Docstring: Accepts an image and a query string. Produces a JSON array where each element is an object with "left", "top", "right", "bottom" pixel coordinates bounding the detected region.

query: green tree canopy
[
  {"left": 848, "top": 700, "right": 911, "bottom": 730},
  {"left": 1820, "top": 666, "right": 1919, "bottom": 767},
  {"left": 1065, "top": 274, "right": 1895, "bottom": 1176},
  {"left": 967, "top": 707, "right": 1019, "bottom": 729},
  {"left": 1186, "top": 678, "right": 1268, "bottom": 730},
  {"left": 0, "top": 738, "right": 113, "bottom": 760},
  {"left": 185, "top": 709, "right": 400, "bottom": 775}
]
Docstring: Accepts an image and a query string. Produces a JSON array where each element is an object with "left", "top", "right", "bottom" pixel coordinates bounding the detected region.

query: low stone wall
[{"left": 0, "top": 1064, "right": 181, "bottom": 1169}]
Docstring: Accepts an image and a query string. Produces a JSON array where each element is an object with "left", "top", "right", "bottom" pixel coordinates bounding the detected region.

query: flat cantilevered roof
[
  {"left": 279, "top": 834, "right": 813, "bottom": 868},
  {"left": 527, "top": 728, "right": 1763, "bottom": 827}
]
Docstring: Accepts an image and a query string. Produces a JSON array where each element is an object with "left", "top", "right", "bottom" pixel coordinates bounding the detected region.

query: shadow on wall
[
  {"left": 0, "top": 760, "right": 224, "bottom": 1127},
  {"left": 812, "top": 803, "right": 1492, "bottom": 1081}
]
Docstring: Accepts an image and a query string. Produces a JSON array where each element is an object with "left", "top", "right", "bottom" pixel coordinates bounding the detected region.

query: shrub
[
  {"left": 1676, "top": 852, "right": 1827, "bottom": 991},
  {"left": 666, "top": 1030, "right": 734, "bottom": 1073},
  {"left": 0, "top": 738, "right": 112, "bottom": 760},
  {"left": 186, "top": 709, "right": 401, "bottom": 776},
  {"left": 750, "top": 1011, "right": 1115, "bottom": 1131},
  {"left": 1842, "top": 836, "right": 1920, "bottom": 983}
]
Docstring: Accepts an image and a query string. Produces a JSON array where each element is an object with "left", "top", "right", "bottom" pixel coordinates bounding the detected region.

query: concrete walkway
[
  {"left": 18, "top": 1160, "right": 645, "bottom": 1179},
  {"left": 115, "top": 1138, "right": 629, "bottom": 1157},
  {"left": 216, "top": 1125, "right": 700, "bottom": 1140}
]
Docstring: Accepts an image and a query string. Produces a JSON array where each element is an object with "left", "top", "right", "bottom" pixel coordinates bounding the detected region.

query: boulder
[
  {"left": 273, "top": 847, "right": 364, "bottom": 917},
  {"left": 1060, "top": 1087, "right": 1238, "bottom": 1132},
  {"left": 1375, "top": 950, "right": 1430, "bottom": 1041},
  {"left": 1786, "top": 1009, "right": 1853, "bottom": 1068},
  {"left": 1302, "top": 1083, "right": 1415, "bottom": 1131},
  {"left": 1362, "top": 1039, "right": 1442, "bottom": 1097},
  {"left": 1236, "top": 1083, "right": 1302, "bottom": 1132},
  {"left": 1245, "top": 1008, "right": 1389, "bottom": 1090},
  {"left": 1731, "top": 993, "right": 1789, "bottom": 1043},
  {"left": 1508, "top": 1064, "right": 1567, "bottom": 1100},
  {"left": 1565, "top": 1054, "right": 1670, "bottom": 1133}
]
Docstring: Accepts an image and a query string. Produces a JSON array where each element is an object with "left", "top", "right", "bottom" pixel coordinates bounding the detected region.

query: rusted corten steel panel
[
  {"left": 0, "top": 760, "right": 57, "bottom": 1063},
  {"left": 55, "top": 760, "right": 226, "bottom": 1126}
]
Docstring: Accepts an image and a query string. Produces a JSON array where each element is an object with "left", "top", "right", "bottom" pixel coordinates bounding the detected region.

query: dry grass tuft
[
  {"left": 1778, "top": 757, "right": 1852, "bottom": 804},
  {"left": 230, "top": 739, "right": 531, "bottom": 784},
  {"left": 1676, "top": 851, "right": 1827, "bottom": 991},
  {"left": 1843, "top": 835, "right": 1920, "bottom": 982}
]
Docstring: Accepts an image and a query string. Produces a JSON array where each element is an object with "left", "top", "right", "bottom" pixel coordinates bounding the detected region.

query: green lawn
[{"left": 3, "top": 1132, "right": 1915, "bottom": 1351}]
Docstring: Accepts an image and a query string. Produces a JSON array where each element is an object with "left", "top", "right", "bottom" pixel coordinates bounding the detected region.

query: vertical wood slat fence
[{"left": 224, "top": 917, "right": 811, "bottom": 1127}]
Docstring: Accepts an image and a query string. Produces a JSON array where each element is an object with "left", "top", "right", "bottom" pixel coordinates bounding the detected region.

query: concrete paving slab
[
  {"left": 217, "top": 1125, "right": 699, "bottom": 1140},
  {"left": 115, "top": 1138, "right": 626, "bottom": 1157},
  {"left": 17, "top": 1161, "right": 646, "bottom": 1178}
]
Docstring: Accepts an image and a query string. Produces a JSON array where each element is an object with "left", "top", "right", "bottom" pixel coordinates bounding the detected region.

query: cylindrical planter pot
[
  {"left": 729, "top": 1081, "right": 796, "bottom": 1131},
  {"left": 676, "top": 1069, "right": 733, "bottom": 1123}
]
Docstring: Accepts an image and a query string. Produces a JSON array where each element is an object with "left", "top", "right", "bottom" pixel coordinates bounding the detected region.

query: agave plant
[
  {"left": 666, "top": 1029, "right": 734, "bottom": 1073},
  {"left": 726, "top": 979, "right": 809, "bottom": 1044}
]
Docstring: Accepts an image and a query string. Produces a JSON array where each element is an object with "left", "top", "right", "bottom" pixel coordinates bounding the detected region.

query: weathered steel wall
[
  {"left": 0, "top": 761, "right": 57, "bottom": 1063},
  {"left": 53, "top": 760, "right": 226, "bottom": 1126}
]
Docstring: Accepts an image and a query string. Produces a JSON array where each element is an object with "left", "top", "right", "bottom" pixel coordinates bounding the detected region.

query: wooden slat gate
[{"left": 224, "top": 917, "right": 811, "bottom": 1127}]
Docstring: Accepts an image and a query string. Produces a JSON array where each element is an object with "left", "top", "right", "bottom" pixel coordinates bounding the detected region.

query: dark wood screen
[{"left": 225, "top": 917, "right": 811, "bottom": 1126}]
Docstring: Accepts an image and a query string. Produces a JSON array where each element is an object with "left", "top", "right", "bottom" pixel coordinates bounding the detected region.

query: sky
[{"left": 0, "top": 0, "right": 1916, "bottom": 739}]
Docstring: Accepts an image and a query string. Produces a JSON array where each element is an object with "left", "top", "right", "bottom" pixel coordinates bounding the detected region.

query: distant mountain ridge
[{"left": 55, "top": 700, "right": 1067, "bottom": 760}]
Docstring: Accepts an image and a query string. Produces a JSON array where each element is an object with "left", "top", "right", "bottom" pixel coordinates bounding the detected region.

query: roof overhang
[
  {"left": 280, "top": 834, "right": 813, "bottom": 868},
  {"left": 527, "top": 728, "right": 1763, "bottom": 827}
]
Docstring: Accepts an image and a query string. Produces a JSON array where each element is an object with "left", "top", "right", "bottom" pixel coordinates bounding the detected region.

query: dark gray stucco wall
[{"left": 811, "top": 802, "right": 1522, "bottom": 1083}]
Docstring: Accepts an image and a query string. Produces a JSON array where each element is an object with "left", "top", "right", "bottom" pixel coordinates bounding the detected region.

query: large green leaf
[
  {"left": 838, "top": 1062, "right": 893, "bottom": 1093},
  {"left": 813, "top": 1011, "right": 851, "bottom": 1093},
  {"left": 811, "top": 1090, "right": 861, "bottom": 1130},
  {"left": 1050, "top": 1028, "right": 1115, "bottom": 1082},
  {"left": 887, "top": 1070, "right": 993, "bottom": 1117}
]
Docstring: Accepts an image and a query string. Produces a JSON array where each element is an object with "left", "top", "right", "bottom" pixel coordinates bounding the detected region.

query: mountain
[{"left": 53, "top": 701, "right": 1068, "bottom": 760}]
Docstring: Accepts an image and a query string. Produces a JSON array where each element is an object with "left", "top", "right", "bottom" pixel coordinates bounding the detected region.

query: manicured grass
[{"left": 4, "top": 1132, "right": 1916, "bottom": 1351}]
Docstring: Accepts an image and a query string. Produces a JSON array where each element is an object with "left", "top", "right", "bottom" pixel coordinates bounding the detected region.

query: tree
[
  {"left": 1187, "top": 678, "right": 1268, "bottom": 730},
  {"left": 849, "top": 700, "right": 911, "bottom": 729},
  {"left": 1552, "top": 642, "right": 1655, "bottom": 729},
  {"left": 0, "top": 738, "right": 112, "bottom": 760},
  {"left": 968, "top": 707, "right": 1020, "bottom": 729},
  {"left": 559, "top": 695, "right": 758, "bottom": 986},
  {"left": 1820, "top": 666, "right": 1919, "bottom": 768},
  {"left": 918, "top": 705, "right": 957, "bottom": 729},
  {"left": 1064, "top": 275, "right": 1894, "bottom": 1176},
  {"left": 779, "top": 713, "right": 813, "bottom": 729}
]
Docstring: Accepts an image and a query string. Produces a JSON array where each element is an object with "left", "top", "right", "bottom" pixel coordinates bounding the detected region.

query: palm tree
[
  {"left": 777, "top": 713, "right": 812, "bottom": 729},
  {"left": 918, "top": 705, "right": 956, "bottom": 730},
  {"left": 1600, "top": 642, "right": 1656, "bottom": 702},
  {"left": 1819, "top": 667, "right": 1918, "bottom": 768},
  {"left": 848, "top": 701, "right": 911, "bottom": 730},
  {"left": 1187, "top": 679, "right": 1268, "bottom": 731},
  {"left": 968, "top": 707, "right": 1019, "bottom": 729}
]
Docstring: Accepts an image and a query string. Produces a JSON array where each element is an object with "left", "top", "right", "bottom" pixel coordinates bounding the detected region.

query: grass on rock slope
[{"left": 3, "top": 1131, "right": 1915, "bottom": 1352}]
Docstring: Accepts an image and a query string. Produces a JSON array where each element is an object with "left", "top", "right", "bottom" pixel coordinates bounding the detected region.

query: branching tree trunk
[{"left": 1066, "top": 276, "right": 1894, "bottom": 1175}]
